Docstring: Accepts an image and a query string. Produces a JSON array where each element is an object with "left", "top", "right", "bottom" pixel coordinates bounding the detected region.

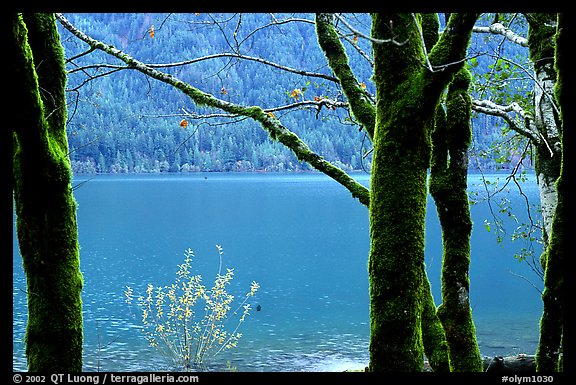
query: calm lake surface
[{"left": 13, "top": 172, "right": 543, "bottom": 372}]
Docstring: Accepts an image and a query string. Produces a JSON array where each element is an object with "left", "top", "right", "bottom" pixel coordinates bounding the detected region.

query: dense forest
[{"left": 60, "top": 13, "right": 532, "bottom": 174}]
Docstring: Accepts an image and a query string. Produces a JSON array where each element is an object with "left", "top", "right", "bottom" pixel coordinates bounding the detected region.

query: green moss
[
  {"left": 426, "top": 13, "right": 478, "bottom": 95},
  {"left": 23, "top": 14, "right": 68, "bottom": 139},
  {"left": 430, "top": 67, "right": 482, "bottom": 372},
  {"left": 421, "top": 264, "right": 449, "bottom": 372},
  {"left": 368, "top": 15, "right": 430, "bottom": 372},
  {"left": 12, "top": 13, "right": 83, "bottom": 372},
  {"left": 368, "top": 156, "right": 427, "bottom": 372},
  {"left": 553, "top": 14, "right": 563, "bottom": 114},
  {"left": 372, "top": 14, "right": 425, "bottom": 100},
  {"left": 420, "top": 13, "right": 440, "bottom": 50},
  {"left": 446, "top": 67, "right": 472, "bottom": 166},
  {"left": 527, "top": 13, "right": 557, "bottom": 72}
]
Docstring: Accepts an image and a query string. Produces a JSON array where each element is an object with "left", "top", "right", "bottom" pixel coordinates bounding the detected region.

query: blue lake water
[{"left": 12, "top": 172, "right": 543, "bottom": 372}]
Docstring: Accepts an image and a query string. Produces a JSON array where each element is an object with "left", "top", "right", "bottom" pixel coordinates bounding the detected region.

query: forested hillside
[{"left": 59, "top": 13, "right": 532, "bottom": 174}]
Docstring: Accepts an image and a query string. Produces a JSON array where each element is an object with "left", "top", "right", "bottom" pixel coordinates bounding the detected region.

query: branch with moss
[
  {"left": 315, "top": 13, "right": 376, "bottom": 140},
  {"left": 145, "top": 97, "right": 349, "bottom": 120},
  {"left": 426, "top": 13, "right": 480, "bottom": 88},
  {"left": 56, "top": 13, "right": 370, "bottom": 207}
]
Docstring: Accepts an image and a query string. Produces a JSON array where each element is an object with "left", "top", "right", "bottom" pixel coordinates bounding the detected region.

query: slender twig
[
  {"left": 68, "top": 136, "right": 102, "bottom": 156},
  {"left": 338, "top": 32, "right": 374, "bottom": 67},
  {"left": 72, "top": 52, "right": 339, "bottom": 83},
  {"left": 238, "top": 14, "right": 315, "bottom": 47},
  {"left": 334, "top": 13, "right": 409, "bottom": 46},
  {"left": 507, "top": 269, "right": 542, "bottom": 294},
  {"left": 72, "top": 177, "right": 94, "bottom": 192}
]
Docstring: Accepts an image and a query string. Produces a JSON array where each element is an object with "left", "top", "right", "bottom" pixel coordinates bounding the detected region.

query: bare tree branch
[
  {"left": 471, "top": 99, "right": 554, "bottom": 158},
  {"left": 264, "top": 98, "right": 348, "bottom": 113},
  {"left": 237, "top": 14, "right": 315, "bottom": 48},
  {"left": 66, "top": 52, "right": 339, "bottom": 83},
  {"left": 66, "top": 66, "right": 124, "bottom": 91},
  {"left": 149, "top": 53, "right": 339, "bottom": 82},
  {"left": 334, "top": 13, "right": 409, "bottom": 46},
  {"left": 338, "top": 32, "right": 374, "bottom": 67}
]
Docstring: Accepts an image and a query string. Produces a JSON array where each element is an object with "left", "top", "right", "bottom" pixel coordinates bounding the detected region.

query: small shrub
[{"left": 125, "top": 246, "right": 259, "bottom": 371}]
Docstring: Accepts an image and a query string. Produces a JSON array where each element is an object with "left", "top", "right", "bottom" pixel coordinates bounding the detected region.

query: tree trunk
[
  {"left": 526, "top": 13, "right": 562, "bottom": 249},
  {"left": 420, "top": 264, "right": 449, "bottom": 372},
  {"left": 367, "top": 13, "right": 477, "bottom": 372},
  {"left": 535, "top": 13, "right": 564, "bottom": 373},
  {"left": 314, "top": 13, "right": 450, "bottom": 372},
  {"left": 10, "top": 13, "right": 83, "bottom": 371},
  {"left": 430, "top": 68, "right": 483, "bottom": 372}
]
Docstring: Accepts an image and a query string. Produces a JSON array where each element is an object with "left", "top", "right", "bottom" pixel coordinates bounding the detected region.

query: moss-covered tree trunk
[
  {"left": 10, "top": 13, "right": 83, "bottom": 371},
  {"left": 420, "top": 265, "right": 450, "bottom": 372},
  {"left": 368, "top": 13, "right": 477, "bottom": 372},
  {"left": 535, "top": 13, "right": 564, "bottom": 373},
  {"left": 315, "top": 13, "right": 449, "bottom": 372},
  {"left": 430, "top": 68, "right": 483, "bottom": 372}
]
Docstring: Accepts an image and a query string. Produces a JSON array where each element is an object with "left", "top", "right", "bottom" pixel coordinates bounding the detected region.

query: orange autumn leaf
[
  {"left": 360, "top": 82, "right": 366, "bottom": 89},
  {"left": 290, "top": 88, "right": 302, "bottom": 100},
  {"left": 148, "top": 25, "right": 155, "bottom": 38},
  {"left": 267, "top": 111, "right": 276, "bottom": 119},
  {"left": 313, "top": 96, "right": 322, "bottom": 102},
  {"left": 179, "top": 119, "right": 188, "bottom": 129}
]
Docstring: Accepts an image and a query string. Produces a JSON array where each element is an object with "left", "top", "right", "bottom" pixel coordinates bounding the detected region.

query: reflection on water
[{"left": 13, "top": 173, "right": 543, "bottom": 371}]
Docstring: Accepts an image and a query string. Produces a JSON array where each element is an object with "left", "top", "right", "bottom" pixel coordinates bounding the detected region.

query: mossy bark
[
  {"left": 421, "top": 264, "right": 449, "bottom": 372},
  {"left": 367, "top": 13, "right": 477, "bottom": 372},
  {"left": 417, "top": 16, "right": 450, "bottom": 373},
  {"left": 10, "top": 13, "right": 83, "bottom": 371},
  {"left": 430, "top": 68, "right": 483, "bottom": 372},
  {"left": 535, "top": 13, "right": 564, "bottom": 373}
]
